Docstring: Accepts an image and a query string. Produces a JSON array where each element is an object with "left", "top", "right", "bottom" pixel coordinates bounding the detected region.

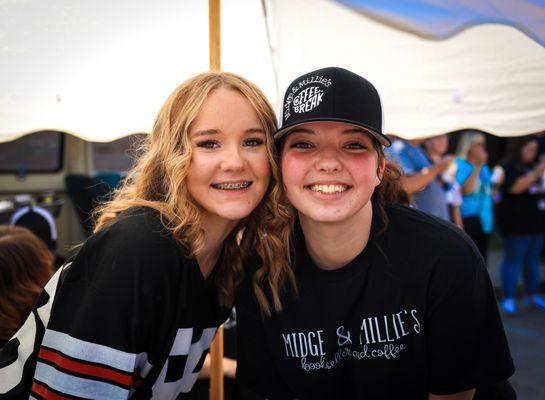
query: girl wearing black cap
[{"left": 236, "top": 67, "right": 514, "bottom": 400}]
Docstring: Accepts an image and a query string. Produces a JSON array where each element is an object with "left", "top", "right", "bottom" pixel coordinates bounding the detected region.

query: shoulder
[
  {"left": 455, "top": 158, "right": 470, "bottom": 170},
  {"left": 88, "top": 207, "right": 178, "bottom": 256},
  {"left": 455, "top": 157, "right": 467, "bottom": 165},
  {"left": 382, "top": 203, "right": 481, "bottom": 263},
  {"left": 501, "top": 163, "right": 519, "bottom": 175},
  {"left": 69, "top": 207, "right": 183, "bottom": 284},
  {"left": 381, "top": 204, "right": 487, "bottom": 293},
  {"left": 388, "top": 139, "right": 406, "bottom": 155}
]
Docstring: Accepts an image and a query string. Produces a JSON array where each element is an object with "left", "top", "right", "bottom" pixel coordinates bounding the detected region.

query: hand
[
  {"left": 436, "top": 155, "right": 455, "bottom": 173},
  {"left": 535, "top": 158, "right": 545, "bottom": 176},
  {"left": 475, "top": 147, "right": 488, "bottom": 165}
]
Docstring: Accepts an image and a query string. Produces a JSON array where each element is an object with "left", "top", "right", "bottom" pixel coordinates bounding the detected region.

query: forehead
[
  {"left": 523, "top": 140, "right": 538, "bottom": 149},
  {"left": 287, "top": 121, "right": 374, "bottom": 140}
]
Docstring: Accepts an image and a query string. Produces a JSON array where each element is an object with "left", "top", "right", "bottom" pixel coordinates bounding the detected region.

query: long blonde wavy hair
[{"left": 94, "top": 72, "right": 295, "bottom": 315}]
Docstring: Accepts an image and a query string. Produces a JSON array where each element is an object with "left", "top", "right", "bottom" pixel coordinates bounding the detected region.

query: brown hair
[
  {"left": 502, "top": 134, "right": 539, "bottom": 170},
  {"left": 371, "top": 143, "right": 410, "bottom": 234},
  {"left": 0, "top": 225, "right": 54, "bottom": 343},
  {"left": 93, "top": 72, "right": 295, "bottom": 315}
]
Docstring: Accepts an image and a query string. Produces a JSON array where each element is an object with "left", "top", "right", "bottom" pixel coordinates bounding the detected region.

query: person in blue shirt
[
  {"left": 386, "top": 138, "right": 454, "bottom": 220},
  {"left": 422, "top": 134, "right": 464, "bottom": 228},
  {"left": 455, "top": 132, "right": 494, "bottom": 262}
]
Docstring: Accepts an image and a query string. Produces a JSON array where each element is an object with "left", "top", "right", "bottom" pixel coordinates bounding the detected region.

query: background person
[
  {"left": 387, "top": 135, "right": 454, "bottom": 220},
  {"left": 422, "top": 134, "right": 463, "bottom": 228},
  {"left": 236, "top": 67, "right": 514, "bottom": 400},
  {"left": 455, "top": 132, "right": 494, "bottom": 262},
  {"left": 0, "top": 226, "right": 54, "bottom": 349},
  {"left": 0, "top": 72, "right": 292, "bottom": 399},
  {"left": 9, "top": 205, "right": 66, "bottom": 268},
  {"left": 498, "top": 135, "right": 545, "bottom": 314}
]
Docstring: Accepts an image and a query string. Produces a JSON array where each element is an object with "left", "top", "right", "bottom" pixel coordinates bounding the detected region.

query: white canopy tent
[{"left": 1, "top": 0, "right": 544, "bottom": 143}]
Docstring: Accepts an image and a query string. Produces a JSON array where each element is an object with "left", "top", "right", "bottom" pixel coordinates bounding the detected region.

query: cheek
[
  {"left": 350, "top": 158, "right": 381, "bottom": 187},
  {"left": 281, "top": 155, "right": 306, "bottom": 191},
  {"left": 187, "top": 154, "right": 212, "bottom": 178},
  {"left": 255, "top": 157, "right": 272, "bottom": 187},
  {"left": 247, "top": 149, "right": 271, "bottom": 177}
]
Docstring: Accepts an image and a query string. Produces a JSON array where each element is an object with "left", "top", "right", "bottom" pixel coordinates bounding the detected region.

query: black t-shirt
[
  {"left": 498, "top": 163, "right": 545, "bottom": 235},
  {"left": 236, "top": 203, "right": 514, "bottom": 400},
  {"left": 0, "top": 207, "right": 230, "bottom": 399}
]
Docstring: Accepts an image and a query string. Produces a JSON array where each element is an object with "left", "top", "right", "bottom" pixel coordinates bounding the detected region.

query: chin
[
  {"left": 300, "top": 211, "right": 353, "bottom": 224},
  {"left": 215, "top": 207, "right": 256, "bottom": 222}
]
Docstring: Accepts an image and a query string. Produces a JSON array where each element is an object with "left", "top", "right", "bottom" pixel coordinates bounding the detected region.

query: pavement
[{"left": 486, "top": 250, "right": 545, "bottom": 400}]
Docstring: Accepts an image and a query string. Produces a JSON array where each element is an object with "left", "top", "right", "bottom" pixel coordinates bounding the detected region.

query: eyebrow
[{"left": 192, "top": 127, "right": 266, "bottom": 137}]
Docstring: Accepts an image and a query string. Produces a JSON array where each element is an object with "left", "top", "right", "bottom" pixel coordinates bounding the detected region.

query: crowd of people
[
  {"left": 387, "top": 132, "right": 545, "bottom": 314},
  {"left": 0, "top": 66, "right": 543, "bottom": 399}
]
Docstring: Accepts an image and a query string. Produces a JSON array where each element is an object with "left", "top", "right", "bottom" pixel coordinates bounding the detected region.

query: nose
[
  {"left": 315, "top": 148, "right": 342, "bottom": 173},
  {"left": 220, "top": 145, "right": 246, "bottom": 172}
]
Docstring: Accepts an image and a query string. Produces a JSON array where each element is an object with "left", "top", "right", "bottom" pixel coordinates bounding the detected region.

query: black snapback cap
[{"left": 275, "top": 67, "right": 391, "bottom": 147}]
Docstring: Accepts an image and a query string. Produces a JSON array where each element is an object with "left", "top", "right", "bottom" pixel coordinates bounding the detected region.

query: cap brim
[{"left": 274, "top": 117, "right": 391, "bottom": 147}]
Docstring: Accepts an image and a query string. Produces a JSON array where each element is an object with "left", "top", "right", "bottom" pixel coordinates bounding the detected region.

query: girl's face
[
  {"left": 186, "top": 87, "right": 270, "bottom": 224},
  {"left": 281, "top": 121, "right": 383, "bottom": 224},
  {"left": 427, "top": 134, "right": 448, "bottom": 156},
  {"left": 521, "top": 140, "right": 538, "bottom": 165},
  {"left": 468, "top": 135, "right": 486, "bottom": 159}
]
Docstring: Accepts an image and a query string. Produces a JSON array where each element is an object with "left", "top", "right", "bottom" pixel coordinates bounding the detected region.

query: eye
[
  {"left": 243, "top": 137, "right": 265, "bottom": 147},
  {"left": 343, "top": 141, "right": 368, "bottom": 150},
  {"left": 289, "top": 141, "right": 314, "bottom": 149},
  {"left": 195, "top": 140, "right": 220, "bottom": 149}
]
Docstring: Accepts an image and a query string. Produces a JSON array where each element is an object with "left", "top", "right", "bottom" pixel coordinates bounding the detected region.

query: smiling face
[
  {"left": 281, "top": 121, "right": 383, "bottom": 225},
  {"left": 186, "top": 87, "right": 270, "bottom": 225}
]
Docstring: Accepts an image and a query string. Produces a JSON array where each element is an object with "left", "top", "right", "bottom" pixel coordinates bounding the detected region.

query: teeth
[
  {"left": 213, "top": 182, "right": 251, "bottom": 190},
  {"left": 308, "top": 184, "right": 348, "bottom": 194}
]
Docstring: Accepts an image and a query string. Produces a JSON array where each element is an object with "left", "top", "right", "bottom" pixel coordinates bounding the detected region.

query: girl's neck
[
  {"left": 195, "top": 214, "right": 238, "bottom": 278},
  {"left": 467, "top": 155, "right": 479, "bottom": 165},
  {"left": 427, "top": 151, "right": 441, "bottom": 163},
  {"left": 299, "top": 201, "right": 374, "bottom": 270}
]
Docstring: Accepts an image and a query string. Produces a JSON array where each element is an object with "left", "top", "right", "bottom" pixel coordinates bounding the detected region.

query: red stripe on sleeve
[
  {"left": 31, "top": 380, "right": 72, "bottom": 400},
  {"left": 38, "top": 348, "right": 133, "bottom": 387}
]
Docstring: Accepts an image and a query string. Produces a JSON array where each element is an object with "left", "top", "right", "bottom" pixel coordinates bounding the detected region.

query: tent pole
[
  {"left": 209, "top": 0, "right": 224, "bottom": 396},
  {"left": 209, "top": 326, "right": 224, "bottom": 400},
  {"left": 209, "top": 0, "right": 221, "bottom": 71}
]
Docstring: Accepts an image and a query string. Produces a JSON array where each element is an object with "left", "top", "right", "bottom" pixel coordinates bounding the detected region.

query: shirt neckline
[{"left": 295, "top": 202, "right": 380, "bottom": 282}]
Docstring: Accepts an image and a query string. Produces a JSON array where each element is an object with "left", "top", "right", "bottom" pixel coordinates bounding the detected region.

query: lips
[
  {"left": 211, "top": 181, "right": 252, "bottom": 190},
  {"left": 305, "top": 184, "right": 350, "bottom": 194}
]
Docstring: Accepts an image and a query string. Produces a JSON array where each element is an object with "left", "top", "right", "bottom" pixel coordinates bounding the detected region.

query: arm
[
  {"left": 426, "top": 236, "right": 514, "bottom": 396},
  {"left": 402, "top": 156, "right": 455, "bottom": 193},
  {"left": 30, "top": 218, "right": 181, "bottom": 399},
  {"left": 429, "top": 389, "right": 476, "bottom": 400},
  {"left": 198, "top": 354, "right": 237, "bottom": 379},
  {"left": 450, "top": 205, "right": 464, "bottom": 229},
  {"left": 461, "top": 164, "right": 482, "bottom": 195},
  {"left": 508, "top": 162, "right": 545, "bottom": 194}
]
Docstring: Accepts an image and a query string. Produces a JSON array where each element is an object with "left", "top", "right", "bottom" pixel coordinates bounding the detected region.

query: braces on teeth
[{"left": 214, "top": 182, "right": 250, "bottom": 190}]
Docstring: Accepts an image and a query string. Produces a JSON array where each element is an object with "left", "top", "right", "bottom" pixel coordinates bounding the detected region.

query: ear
[{"left": 375, "top": 158, "right": 386, "bottom": 186}]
